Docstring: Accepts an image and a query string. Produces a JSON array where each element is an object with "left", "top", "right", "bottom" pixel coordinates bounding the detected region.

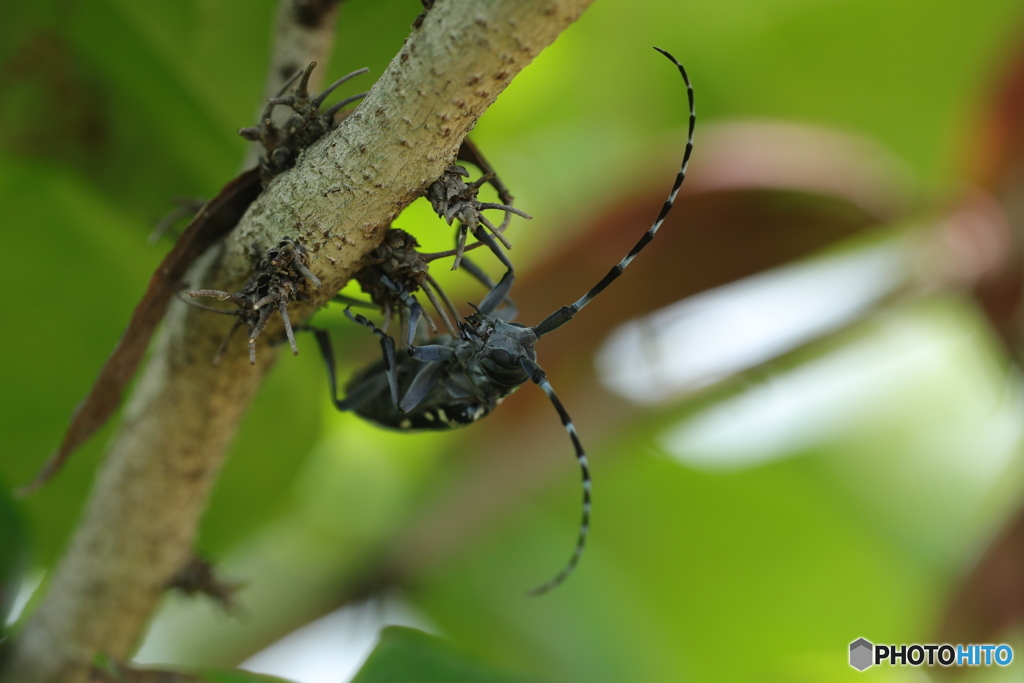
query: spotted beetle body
[{"left": 318, "top": 314, "right": 537, "bottom": 430}]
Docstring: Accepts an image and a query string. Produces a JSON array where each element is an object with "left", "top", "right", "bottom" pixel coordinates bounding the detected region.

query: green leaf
[
  {"left": 351, "top": 626, "right": 535, "bottom": 683},
  {"left": 92, "top": 655, "right": 301, "bottom": 683}
]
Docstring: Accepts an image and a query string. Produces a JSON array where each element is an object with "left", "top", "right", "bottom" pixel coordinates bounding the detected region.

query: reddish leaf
[
  {"left": 21, "top": 168, "right": 262, "bottom": 494},
  {"left": 939, "top": 508, "right": 1024, "bottom": 644}
]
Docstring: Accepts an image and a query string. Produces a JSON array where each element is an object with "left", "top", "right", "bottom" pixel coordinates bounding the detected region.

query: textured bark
[{"left": 0, "top": 1, "right": 594, "bottom": 681}]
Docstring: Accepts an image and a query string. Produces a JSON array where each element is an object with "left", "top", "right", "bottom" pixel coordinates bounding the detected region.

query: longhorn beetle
[{"left": 313, "top": 47, "right": 693, "bottom": 594}]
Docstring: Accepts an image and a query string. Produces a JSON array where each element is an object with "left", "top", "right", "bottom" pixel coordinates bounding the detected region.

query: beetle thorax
[{"left": 460, "top": 313, "right": 537, "bottom": 387}]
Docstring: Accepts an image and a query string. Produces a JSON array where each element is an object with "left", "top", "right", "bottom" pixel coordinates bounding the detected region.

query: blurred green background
[{"left": 4, "top": 0, "right": 1024, "bottom": 681}]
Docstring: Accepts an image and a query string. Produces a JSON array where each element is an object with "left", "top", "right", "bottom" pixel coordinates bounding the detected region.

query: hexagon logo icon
[{"left": 850, "top": 638, "right": 873, "bottom": 671}]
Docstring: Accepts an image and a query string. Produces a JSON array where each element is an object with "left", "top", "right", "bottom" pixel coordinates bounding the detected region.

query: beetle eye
[{"left": 490, "top": 349, "right": 512, "bottom": 367}]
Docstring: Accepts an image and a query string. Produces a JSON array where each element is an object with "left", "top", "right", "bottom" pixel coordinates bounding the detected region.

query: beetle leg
[
  {"left": 398, "top": 361, "right": 446, "bottom": 413},
  {"left": 344, "top": 308, "right": 401, "bottom": 409}
]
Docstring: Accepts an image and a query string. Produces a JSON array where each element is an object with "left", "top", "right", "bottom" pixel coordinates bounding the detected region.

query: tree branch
[{"left": 0, "top": 1, "right": 593, "bottom": 681}]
